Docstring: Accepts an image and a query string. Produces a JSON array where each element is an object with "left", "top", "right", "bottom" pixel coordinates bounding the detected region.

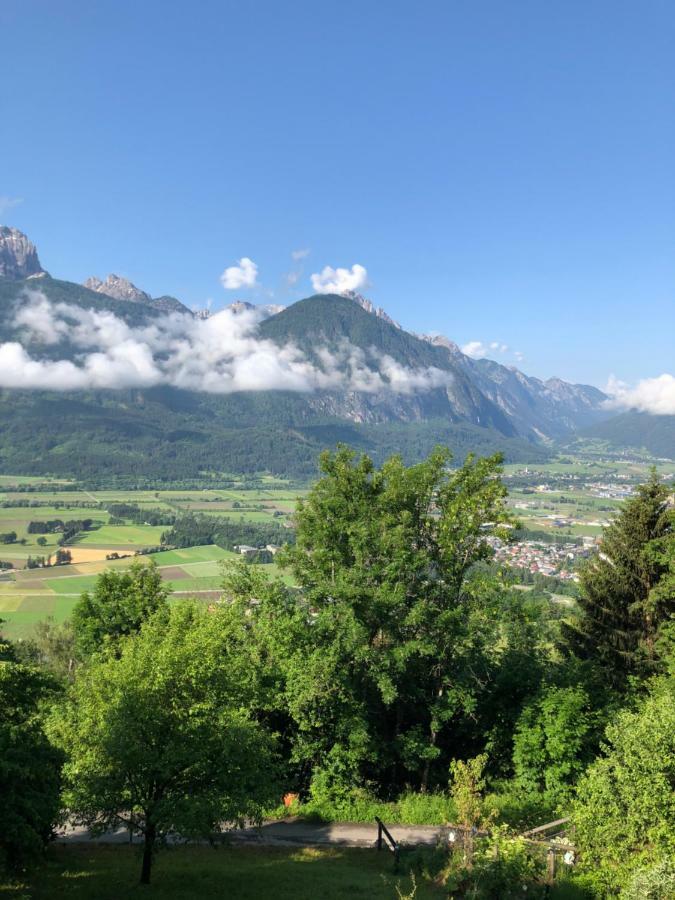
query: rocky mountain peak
[
  {"left": 420, "top": 333, "right": 462, "bottom": 355},
  {"left": 84, "top": 273, "right": 152, "bottom": 304},
  {"left": 226, "top": 300, "right": 286, "bottom": 318},
  {"left": 0, "top": 226, "right": 47, "bottom": 280},
  {"left": 343, "top": 290, "right": 401, "bottom": 329}
]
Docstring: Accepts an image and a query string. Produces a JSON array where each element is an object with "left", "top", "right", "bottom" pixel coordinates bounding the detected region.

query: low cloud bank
[
  {"left": 2, "top": 292, "right": 452, "bottom": 396},
  {"left": 605, "top": 374, "right": 675, "bottom": 416}
]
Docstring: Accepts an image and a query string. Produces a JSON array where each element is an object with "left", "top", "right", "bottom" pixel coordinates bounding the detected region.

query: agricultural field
[
  {"left": 0, "top": 544, "right": 292, "bottom": 639},
  {"left": 0, "top": 476, "right": 306, "bottom": 640}
]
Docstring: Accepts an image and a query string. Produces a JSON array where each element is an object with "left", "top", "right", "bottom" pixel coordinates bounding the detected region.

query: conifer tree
[{"left": 566, "top": 469, "right": 674, "bottom": 686}]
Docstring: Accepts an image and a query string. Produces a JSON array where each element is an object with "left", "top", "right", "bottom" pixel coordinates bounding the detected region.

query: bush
[
  {"left": 271, "top": 788, "right": 457, "bottom": 826},
  {"left": 620, "top": 857, "right": 675, "bottom": 900},
  {"left": 573, "top": 678, "right": 675, "bottom": 893}
]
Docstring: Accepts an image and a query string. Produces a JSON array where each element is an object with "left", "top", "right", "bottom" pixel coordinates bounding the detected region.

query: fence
[{"left": 374, "top": 815, "right": 576, "bottom": 885}]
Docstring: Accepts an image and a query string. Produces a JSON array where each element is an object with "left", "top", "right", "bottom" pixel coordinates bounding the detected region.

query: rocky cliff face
[
  {"left": 344, "top": 290, "right": 401, "bottom": 329},
  {"left": 84, "top": 274, "right": 190, "bottom": 314},
  {"left": 84, "top": 274, "right": 152, "bottom": 304},
  {"left": 0, "top": 226, "right": 46, "bottom": 280}
]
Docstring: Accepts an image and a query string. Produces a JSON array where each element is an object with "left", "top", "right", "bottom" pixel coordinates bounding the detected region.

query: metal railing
[{"left": 375, "top": 816, "right": 400, "bottom": 870}]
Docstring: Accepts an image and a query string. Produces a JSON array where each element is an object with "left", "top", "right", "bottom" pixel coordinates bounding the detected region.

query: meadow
[{"left": 0, "top": 844, "right": 587, "bottom": 900}]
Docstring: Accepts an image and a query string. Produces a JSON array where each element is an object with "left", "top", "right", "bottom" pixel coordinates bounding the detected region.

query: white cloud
[
  {"left": 291, "top": 248, "right": 310, "bottom": 261},
  {"left": 514, "top": 351, "right": 525, "bottom": 363},
  {"left": 0, "top": 196, "right": 23, "bottom": 216},
  {"left": 3, "top": 291, "right": 453, "bottom": 398},
  {"left": 310, "top": 263, "right": 369, "bottom": 295},
  {"left": 462, "top": 340, "right": 512, "bottom": 360},
  {"left": 220, "top": 257, "right": 258, "bottom": 290},
  {"left": 461, "top": 341, "right": 489, "bottom": 359},
  {"left": 605, "top": 373, "right": 675, "bottom": 415}
]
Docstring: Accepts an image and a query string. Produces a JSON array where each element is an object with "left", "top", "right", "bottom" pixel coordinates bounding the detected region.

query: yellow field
[{"left": 62, "top": 547, "right": 130, "bottom": 564}]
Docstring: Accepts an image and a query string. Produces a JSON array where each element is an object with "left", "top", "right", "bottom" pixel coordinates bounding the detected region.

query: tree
[
  {"left": 573, "top": 676, "right": 675, "bottom": 894},
  {"left": 512, "top": 684, "right": 598, "bottom": 809},
  {"left": 565, "top": 470, "right": 674, "bottom": 686},
  {"left": 37, "top": 536, "right": 47, "bottom": 547},
  {"left": 31, "top": 618, "right": 79, "bottom": 681},
  {"left": 223, "top": 446, "right": 517, "bottom": 794},
  {"left": 71, "top": 560, "right": 168, "bottom": 656},
  {"left": 0, "top": 657, "right": 63, "bottom": 869},
  {"left": 48, "top": 602, "right": 278, "bottom": 885}
]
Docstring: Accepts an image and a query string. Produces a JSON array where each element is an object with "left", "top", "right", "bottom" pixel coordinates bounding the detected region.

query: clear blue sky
[{"left": 2, "top": 0, "right": 674, "bottom": 388}]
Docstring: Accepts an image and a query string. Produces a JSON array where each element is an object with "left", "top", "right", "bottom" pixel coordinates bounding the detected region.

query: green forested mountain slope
[
  {"left": 582, "top": 411, "right": 675, "bottom": 458},
  {"left": 0, "top": 387, "right": 550, "bottom": 482}
]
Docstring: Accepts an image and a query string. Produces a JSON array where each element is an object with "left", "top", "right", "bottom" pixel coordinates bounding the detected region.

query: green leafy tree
[
  {"left": 49, "top": 602, "right": 278, "bottom": 885},
  {"left": 71, "top": 560, "right": 168, "bottom": 656},
  {"left": 224, "top": 446, "right": 517, "bottom": 793},
  {"left": 565, "top": 470, "right": 674, "bottom": 686},
  {"left": 572, "top": 676, "right": 675, "bottom": 894},
  {"left": 0, "top": 656, "right": 62, "bottom": 870},
  {"left": 30, "top": 618, "right": 79, "bottom": 681},
  {"left": 512, "top": 684, "right": 597, "bottom": 809}
]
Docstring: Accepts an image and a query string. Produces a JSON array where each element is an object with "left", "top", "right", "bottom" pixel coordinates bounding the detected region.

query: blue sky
[{"left": 2, "top": 0, "right": 674, "bottom": 388}]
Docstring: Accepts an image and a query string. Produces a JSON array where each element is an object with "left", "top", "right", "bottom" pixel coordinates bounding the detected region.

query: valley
[{"left": 1, "top": 445, "right": 671, "bottom": 639}]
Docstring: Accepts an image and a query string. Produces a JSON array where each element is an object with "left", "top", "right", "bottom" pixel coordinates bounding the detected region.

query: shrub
[{"left": 620, "top": 857, "right": 675, "bottom": 900}]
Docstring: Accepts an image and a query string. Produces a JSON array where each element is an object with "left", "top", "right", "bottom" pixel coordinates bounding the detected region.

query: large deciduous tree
[
  {"left": 49, "top": 602, "right": 278, "bottom": 885},
  {"left": 222, "top": 446, "right": 529, "bottom": 794}
]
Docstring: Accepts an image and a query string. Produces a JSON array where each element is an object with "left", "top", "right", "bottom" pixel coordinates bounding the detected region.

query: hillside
[
  {"left": 582, "top": 411, "right": 675, "bottom": 459},
  {"left": 0, "top": 387, "right": 550, "bottom": 482}
]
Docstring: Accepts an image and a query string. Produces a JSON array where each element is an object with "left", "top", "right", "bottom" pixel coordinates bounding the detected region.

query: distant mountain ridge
[
  {"left": 0, "top": 224, "right": 645, "bottom": 477},
  {"left": 257, "top": 293, "right": 609, "bottom": 440}
]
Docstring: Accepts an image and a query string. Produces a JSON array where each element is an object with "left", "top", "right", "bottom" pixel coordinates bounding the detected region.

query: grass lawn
[{"left": 0, "top": 845, "right": 443, "bottom": 899}]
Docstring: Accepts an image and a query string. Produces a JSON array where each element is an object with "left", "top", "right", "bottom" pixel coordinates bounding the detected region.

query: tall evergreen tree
[{"left": 566, "top": 469, "right": 674, "bottom": 686}]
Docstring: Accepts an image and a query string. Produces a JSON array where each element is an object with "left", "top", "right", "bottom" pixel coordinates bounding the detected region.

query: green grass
[
  {"left": 148, "top": 545, "right": 236, "bottom": 565},
  {"left": 0, "top": 845, "right": 443, "bottom": 899},
  {"left": 75, "top": 525, "right": 166, "bottom": 548},
  {"left": 46, "top": 575, "right": 100, "bottom": 595}
]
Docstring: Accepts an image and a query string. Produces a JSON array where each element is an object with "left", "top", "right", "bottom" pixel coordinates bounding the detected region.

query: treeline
[
  {"left": 25, "top": 549, "right": 72, "bottom": 568},
  {"left": 106, "top": 502, "right": 175, "bottom": 527},
  {"left": 27, "top": 518, "right": 94, "bottom": 535},
  {"left": 0, "top": 500, "right": 99, "bottom": 509},
  {"left": 161, "top": 513, "right": 292, "bottom": 551}
]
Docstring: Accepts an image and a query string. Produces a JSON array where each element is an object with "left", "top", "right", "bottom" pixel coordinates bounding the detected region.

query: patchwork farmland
[{"left": 0, "top": 475, "right": 303, "bottom": 639}]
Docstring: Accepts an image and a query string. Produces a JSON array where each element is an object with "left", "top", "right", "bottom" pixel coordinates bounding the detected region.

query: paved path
[{"left": 55, "top": 819, "right": 447, "bottom": 849}]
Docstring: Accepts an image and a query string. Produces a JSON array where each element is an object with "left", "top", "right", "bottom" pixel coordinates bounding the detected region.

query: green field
[
  {"left": 75, "top": 524, "right": 166, "bottom": 548},
  {"left": 0, "top": 545, "right": 272, "bottom": 639},
  {"left": 0, "top": 845, "right": 444, "bottom": 900}
]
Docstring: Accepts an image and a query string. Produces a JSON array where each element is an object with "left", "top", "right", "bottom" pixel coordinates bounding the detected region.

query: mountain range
[{"left": 0, "top": 226, "right": 670, "bottom": 479}]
